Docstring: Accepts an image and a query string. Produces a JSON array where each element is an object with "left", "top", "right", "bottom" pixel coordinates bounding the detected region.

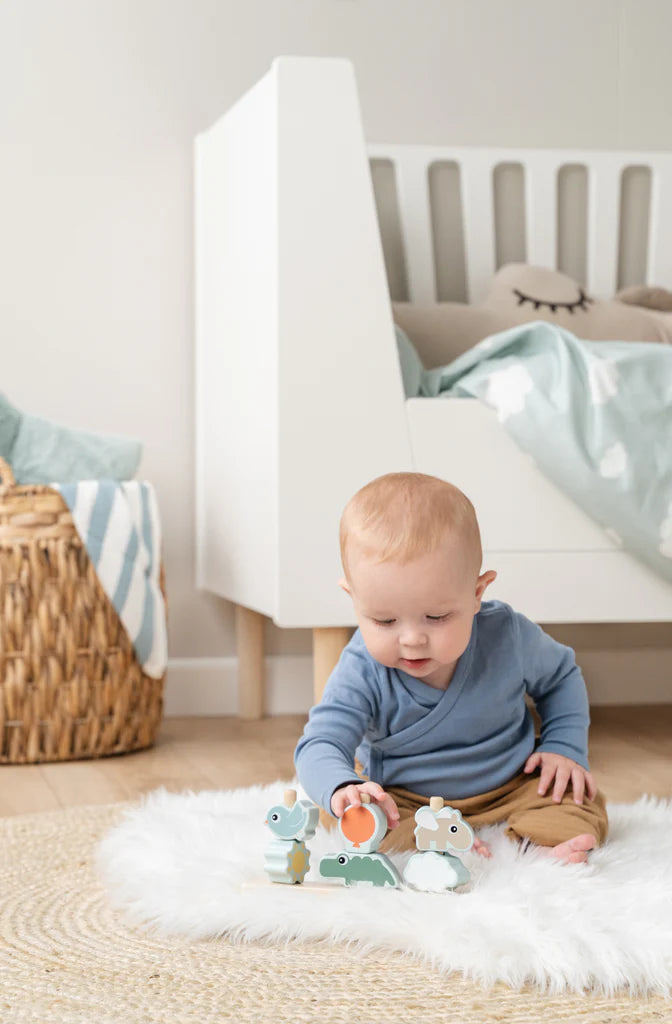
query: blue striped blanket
[{"left": 55, "top": 480, "right": 168, "bottom": 679}]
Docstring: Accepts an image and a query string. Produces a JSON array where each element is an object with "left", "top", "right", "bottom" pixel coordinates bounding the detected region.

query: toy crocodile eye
[
  {"left": 271, "top": 813, "right": 280, "bottom": 822},
  {"left": 337, "top": 855, "right": 348, "bottom": 865},
  {"left": 450, "top": 825, "right": 458, "bottom": 833}
]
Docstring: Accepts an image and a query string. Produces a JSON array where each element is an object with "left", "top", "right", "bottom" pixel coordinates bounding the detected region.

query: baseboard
[
  {"left": 164, "top": 649, "right": 671, "bottom": 716},
  {"left": 164, "top": 656, "right": 314, "bottom": 716}
]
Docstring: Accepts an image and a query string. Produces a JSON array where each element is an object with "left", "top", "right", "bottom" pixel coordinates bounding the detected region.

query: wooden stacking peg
[
  {"left": 403, "top": 797, "right": 475, "bottom": 892},
  {"left": 319, "top": 789, "right": 401, "bottom": 888},
  {"left": 338, "top": 794, "right": 387, "bottom": 853},
  {"left": 319, "top": 850, "right": 401, "bottom": 888},
  {"left": 414, "top": 803, "right": 474, "bottom": 854},
  {"left": 403, "top": 850, "right": 471, "bottom": 891},
  {"left": 265, "top": 793, "right": 320, "bottom": 844},
  {"left": 264, "top": 840, "right": 311, "bottom": 884},
  {"left": 263, "top": 791, "right": 320, "bottom": 884}
]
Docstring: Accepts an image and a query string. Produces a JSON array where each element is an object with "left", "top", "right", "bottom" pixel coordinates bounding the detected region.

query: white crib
[{"left": 194, "top": 56, "right": 672, "bottom": 717}]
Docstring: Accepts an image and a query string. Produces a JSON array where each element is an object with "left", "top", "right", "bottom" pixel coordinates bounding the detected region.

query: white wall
[{"left": 2, "top": 0, "right": 671, "bottom": 702}]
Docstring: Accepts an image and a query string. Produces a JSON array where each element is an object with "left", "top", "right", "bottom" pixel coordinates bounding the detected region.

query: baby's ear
[
  {"left": 475, "top": 569, "right": 497, "bottom": 607},
  {"left": 338, "top": 577, "right": 351, "bottom": 594}
]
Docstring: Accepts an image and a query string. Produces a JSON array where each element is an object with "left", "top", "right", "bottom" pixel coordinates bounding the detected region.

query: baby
[{"left": 294, "top": 472, "right": 608, "bottom": 863}]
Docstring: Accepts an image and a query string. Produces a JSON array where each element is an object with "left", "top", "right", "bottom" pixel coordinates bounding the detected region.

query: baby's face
[{"left": 344, "top": 537, "right": 494, "bottom": 689}]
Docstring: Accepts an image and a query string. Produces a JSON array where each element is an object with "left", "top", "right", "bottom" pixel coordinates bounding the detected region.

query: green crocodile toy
[{"left": 319, "top": 851, "right": 401, "bottom": 888}]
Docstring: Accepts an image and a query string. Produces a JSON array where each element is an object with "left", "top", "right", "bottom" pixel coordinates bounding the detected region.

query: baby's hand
[
  {"left": 524, "top": 750, "right": 597, "bottom": 805},
  {"left": 330, "top": 781, "right": 400, "bottom": 829}
]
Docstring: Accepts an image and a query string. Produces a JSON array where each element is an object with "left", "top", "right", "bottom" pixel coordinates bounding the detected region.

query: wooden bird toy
[
  {"left": 319, "top": 793, "right": 401, "bottom": 888},
  {"left": 403, "top": 797, "right": 474, "bottom": 892},
  {"left": 263, "top": 788, "right": 319, "bottom": 884},
  {"left": 265, "top": 788, "right": 320, "bottom": 843}
]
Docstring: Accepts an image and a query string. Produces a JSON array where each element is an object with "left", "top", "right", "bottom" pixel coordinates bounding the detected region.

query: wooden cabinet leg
[
  {"left": 312, "top": 627, "right": 352, "bottom": 705},
  {"left": 235, "top": 605, "right": 266, "bottom": 719}
]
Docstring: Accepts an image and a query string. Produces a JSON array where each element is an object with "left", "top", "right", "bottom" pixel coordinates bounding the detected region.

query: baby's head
[
  {"left": 339, "top": 473, "right": 496, "bottom": 688},
  {"left": 340, "top": 472, "right": 483, "bottom": 581}
]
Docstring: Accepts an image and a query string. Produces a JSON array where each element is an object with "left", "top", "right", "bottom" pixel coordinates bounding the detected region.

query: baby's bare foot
[
  {"left": 472, "top": 837, "right": 492, "bottom": 858},
  {"left": 538, "top": 833, "right": 596, "bottom": 864}
]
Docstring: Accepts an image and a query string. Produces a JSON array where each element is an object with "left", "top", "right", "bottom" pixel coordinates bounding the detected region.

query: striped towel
[{"left": 54, "top": 480, "right": 168, "bottom": 679}]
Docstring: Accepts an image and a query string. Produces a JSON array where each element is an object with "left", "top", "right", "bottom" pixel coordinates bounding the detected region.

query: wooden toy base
[{"left": 240, "top": 877, "right": 346, "bottom": 895}]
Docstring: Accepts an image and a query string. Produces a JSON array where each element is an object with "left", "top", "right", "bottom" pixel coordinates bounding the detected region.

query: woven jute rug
[{"left": 1, "top": 803, "right": 671, "bottom": 1024}]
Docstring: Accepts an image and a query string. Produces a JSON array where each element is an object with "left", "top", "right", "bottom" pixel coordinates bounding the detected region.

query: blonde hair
[{"left": 340, "top": 472, "right": 482, "bottom": 578}]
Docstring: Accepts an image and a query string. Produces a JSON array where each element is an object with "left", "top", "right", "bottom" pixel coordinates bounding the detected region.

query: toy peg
[
  {"left": 283, "top": 789, "right": 297, "bottom": 807},
  {"left": 429, "top": 796, "right": 444, "bottom": 812}
]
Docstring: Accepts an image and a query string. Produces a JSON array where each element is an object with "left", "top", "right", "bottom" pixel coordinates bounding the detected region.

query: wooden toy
[
  {"left": 319, "top": 793, "right": 401, "bottom": 888},
  {"left": 263, "top": 838, "right": 312, "bottom": 884},
  {"left": 338, "top": 792, "right": 388, "bottom": 853},
  {"left": 414, "top": 797, "right": 474, "bottom": 854},
  {"left": 320, "top": 851, "right": 401, "bottom": 888},
  {"left": 265, "top": 788, "right": 320, "bottom": 842},
  {"left": 241, "top": 878, "right": 349, "bottom": 895},
  {"left": 403, "top": 797, "right": 474, "bottom": 892},
  {"left": 263, "top": 788, "right": 319, "bottom": 884},
  {"left": 403, "top": 850, "right": 471, "bottom": 891}
]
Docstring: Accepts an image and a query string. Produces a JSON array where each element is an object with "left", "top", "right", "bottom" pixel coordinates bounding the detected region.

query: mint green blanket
[{"left": 397, "top": 321, "right": 672, "bottom": 584}]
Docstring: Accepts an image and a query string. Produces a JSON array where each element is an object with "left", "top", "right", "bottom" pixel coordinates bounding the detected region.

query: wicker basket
[{"left": 0, "top": 457, "right": 165, "bottom": 763}]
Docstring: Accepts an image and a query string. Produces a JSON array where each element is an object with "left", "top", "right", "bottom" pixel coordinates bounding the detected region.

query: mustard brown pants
[{"left": 377, "top": 772, "right": 609, "bottom": 854}]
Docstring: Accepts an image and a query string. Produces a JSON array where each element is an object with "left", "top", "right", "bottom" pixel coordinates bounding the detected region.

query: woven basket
[{"left": 0, "top": 457, "right": 165, "bottom": 763}]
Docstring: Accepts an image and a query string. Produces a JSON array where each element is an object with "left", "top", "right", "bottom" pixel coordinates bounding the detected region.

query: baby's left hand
[{"left": 524, "top": 751, "right": 597, "bottom": 805}]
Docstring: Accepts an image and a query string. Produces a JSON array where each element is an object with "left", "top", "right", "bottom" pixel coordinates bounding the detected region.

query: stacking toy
[
  {"left": 319, "top": 793, "right": 401, "bottom": 888},
  {"left": 264, "top": 788, "right": 319, "bottom": 884},
  {"left": 403, "top": 796, "right": 474, "bottom": 892}
]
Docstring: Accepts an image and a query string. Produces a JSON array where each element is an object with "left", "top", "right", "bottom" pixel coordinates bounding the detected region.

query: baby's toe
[
  {"left": 567, "top": 850, "right": 589, "bottom": 864},
  {"left": 568, "top": 834, "right": 596, "bottom": 852}
]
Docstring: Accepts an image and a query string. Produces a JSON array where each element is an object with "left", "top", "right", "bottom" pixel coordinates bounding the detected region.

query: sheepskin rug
[{"left": 97, "top": 782, "right": 672, "bottom": 995}]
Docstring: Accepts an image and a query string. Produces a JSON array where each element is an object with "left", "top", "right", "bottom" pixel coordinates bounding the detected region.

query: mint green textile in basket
[{"left": 0, "top": 393, "right": 141, "bottom": 484}]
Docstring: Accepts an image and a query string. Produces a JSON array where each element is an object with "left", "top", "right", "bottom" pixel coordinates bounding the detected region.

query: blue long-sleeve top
[{"left": 294, "top": 601, "right": 590, "bottom": 814}]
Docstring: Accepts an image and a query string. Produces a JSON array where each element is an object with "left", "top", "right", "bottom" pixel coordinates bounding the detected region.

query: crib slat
[
  {"left": 648, "top": 163, "right": 672, "bottom": 287},
  {"left": 586, "top": 163, "right": 621, "bottom": 296},
  {"left": 524, "top": 156, "right": 559, "bottom": 270},
  {"left": 394, "top": 153, "right": 437, "bottom": 304},
  {"left": 460, "top": 158, "right": 496, "bottom": 304}
]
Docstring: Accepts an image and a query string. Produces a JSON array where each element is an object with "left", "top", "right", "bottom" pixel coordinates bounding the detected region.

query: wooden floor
[{"left": 0, "top": 706, "right": 670, "bottom": 817}]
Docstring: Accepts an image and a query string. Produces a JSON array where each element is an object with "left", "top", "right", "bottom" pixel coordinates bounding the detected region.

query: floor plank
[
  {"left": 588, "top": 705, "right": 672, "bottom": 801},
  {"left": 0, "top": 708, "right": 669, "bottom": 817},
  {"left": 0, "top": 765, "right": 61, "bottom": 816}
]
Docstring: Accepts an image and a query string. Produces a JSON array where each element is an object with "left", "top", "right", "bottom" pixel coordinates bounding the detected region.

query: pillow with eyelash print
[{"left": 393, "top": 263, "right": 672, "bottom": 369}]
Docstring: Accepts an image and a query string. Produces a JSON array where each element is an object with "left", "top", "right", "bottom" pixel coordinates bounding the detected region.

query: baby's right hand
[{"left": 330, "top": 781, "right": 400, "bottom": 829}]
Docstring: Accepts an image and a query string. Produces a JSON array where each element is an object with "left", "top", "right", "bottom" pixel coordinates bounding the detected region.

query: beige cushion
[
  {"left": 616, "top": 284, "right": 672, "bottom": 312},
  {"left": 393, "top": 263, "right": 672, "bottom": 367}
]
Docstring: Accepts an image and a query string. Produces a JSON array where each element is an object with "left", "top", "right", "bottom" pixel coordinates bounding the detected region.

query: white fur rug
[{"left": 97, "top": 782, "right": 672, "bottom": 996}]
